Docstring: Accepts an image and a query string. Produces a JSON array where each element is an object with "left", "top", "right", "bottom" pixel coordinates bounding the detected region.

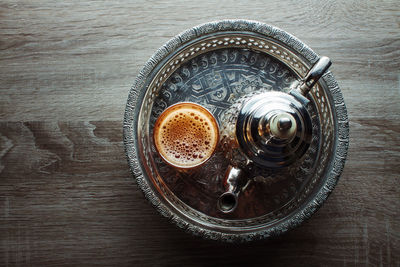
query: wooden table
[{"left": 1, "top": 1, "right": 399, "bottom": 266}]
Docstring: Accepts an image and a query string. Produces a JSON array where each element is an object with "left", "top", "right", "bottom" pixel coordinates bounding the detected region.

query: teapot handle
[{"left": 297, "top": 56, "right": 332, "bottom": 96}]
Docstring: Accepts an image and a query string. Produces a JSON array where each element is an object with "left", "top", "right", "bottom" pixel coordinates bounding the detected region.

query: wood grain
[{"left": 0, "top": 0, "right": 399, "bottom": 266}]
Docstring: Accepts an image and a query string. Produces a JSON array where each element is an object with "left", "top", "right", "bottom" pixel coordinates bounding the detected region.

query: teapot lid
[{"left": 236, "top": 91, "right": 313, "bottom": 168}]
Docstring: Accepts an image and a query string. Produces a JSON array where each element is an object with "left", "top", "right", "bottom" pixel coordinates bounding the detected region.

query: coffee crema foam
[{"left": 154, "top": 103, "right": 219, "bottom": 168}]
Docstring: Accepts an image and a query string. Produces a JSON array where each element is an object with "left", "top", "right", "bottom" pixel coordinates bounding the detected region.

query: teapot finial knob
[{"left": 268, "top": 112, "right": 297, "bottom": 141}]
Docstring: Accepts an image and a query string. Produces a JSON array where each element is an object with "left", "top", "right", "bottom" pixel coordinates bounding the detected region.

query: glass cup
[{"left": 153, "top": 102, "right": 219, "bottom": 169}]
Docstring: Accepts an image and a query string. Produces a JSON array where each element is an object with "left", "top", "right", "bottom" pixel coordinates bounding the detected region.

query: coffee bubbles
[{"left": 153, "top": 103, "right": 219, "bottom": 168}]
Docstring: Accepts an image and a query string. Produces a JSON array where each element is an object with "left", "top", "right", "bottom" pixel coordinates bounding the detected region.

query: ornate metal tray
[{"left": 123, "top": 20, "right": 349, "bottom": 242}]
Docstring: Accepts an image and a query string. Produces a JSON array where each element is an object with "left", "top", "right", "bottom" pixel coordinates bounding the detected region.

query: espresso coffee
[{"left": 153, "top": 103, "right": 219, "bottom": 168}]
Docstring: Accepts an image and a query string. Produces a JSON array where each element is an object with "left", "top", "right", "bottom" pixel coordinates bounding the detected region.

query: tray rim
[{"left": 123, "top": 19, "right": 349, "bottom": 242}]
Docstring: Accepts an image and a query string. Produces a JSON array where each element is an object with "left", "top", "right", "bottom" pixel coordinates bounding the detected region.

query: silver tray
[{"left": 123, "top": 20, "right": 349, "bottom": 242}]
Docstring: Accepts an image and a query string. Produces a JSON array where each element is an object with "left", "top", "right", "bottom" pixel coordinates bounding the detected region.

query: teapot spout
[{"left": 217, "top": 165, "right": 248, "bottom": 213}]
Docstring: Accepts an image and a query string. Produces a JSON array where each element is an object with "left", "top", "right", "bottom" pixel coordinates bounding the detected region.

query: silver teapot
[{"left": 218, "top": 57, "right": 331, "bottom": 212}]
